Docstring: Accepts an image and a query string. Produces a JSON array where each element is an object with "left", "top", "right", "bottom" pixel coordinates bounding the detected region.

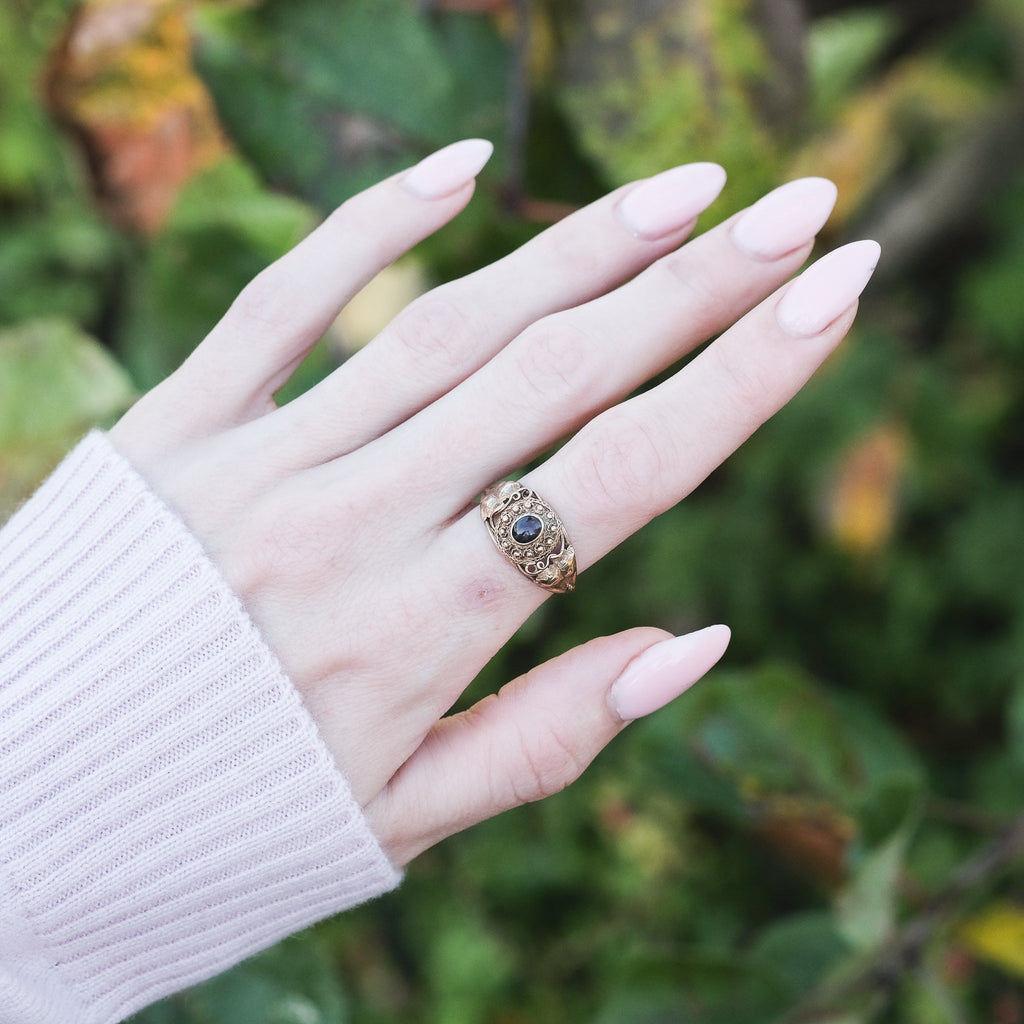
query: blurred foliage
[
  {"left": 3, "top": 0, "right": 1024, "bottom": 1020},
  {"left": 0, "top": 317, "right": 136, "bottom": 506}
]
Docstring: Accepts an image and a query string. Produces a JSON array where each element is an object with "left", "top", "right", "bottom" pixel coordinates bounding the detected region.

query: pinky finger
[{"left": 364, "top": 624, "right": 731, "bottom": 867}]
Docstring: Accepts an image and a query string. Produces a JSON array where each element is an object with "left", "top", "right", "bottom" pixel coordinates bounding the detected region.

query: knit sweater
[{"left": 0, "top": 432, "right": 401, "bottom": 1024}]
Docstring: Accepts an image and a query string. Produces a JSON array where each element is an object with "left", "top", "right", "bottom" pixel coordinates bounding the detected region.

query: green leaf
[
  {"left": 895, "top": 958, "right": 976, "bottom": 1024},
  {"left": 0, "top": 318, "right": 136, "bottom": 515},
  {"left": 674, "top": 662, "right": 924, "bottom": 820},
  {"left": 751, "top": 913, "right": 850, "bottom": 996},
  {"left": 118, "top": 157, "right": 315, "bottom": 389},
  {"left": 556, "top": 0, "right": 784, "bottom": 215},
  {"left": 193, "top": 0, "right": 508, "bottom": 209},
  {"left": 0, "top": 206, "right": 120, "bottom": 329},
  {"left": 593, "top": 950, "right": 790, "bottom": 1024},
  {"left": 807, "top": 9, "right": 899, "bottom": 121},
  {"left": 1007, "top": 676, "right": 1024, "bottom": 763},
  {"left": 0, "top": 1, "right": 84, "bottom": 199},
  {"left": 0, "top": 3, "right": 123, "bottom": 330},
  {"left": 959, "top": 222, "right": 1024, "bottom": 357},
  {"left": 834, "top": 827, "right": 909, "bottom": 952}
]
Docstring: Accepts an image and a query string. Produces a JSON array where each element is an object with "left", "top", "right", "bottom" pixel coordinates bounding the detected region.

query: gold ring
[{"left": 479, "top": 481, "right": 577, "bottom": 594}]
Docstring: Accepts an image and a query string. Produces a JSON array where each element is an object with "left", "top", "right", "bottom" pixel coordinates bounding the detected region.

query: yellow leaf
[
  {"left": 335, "top": 259, "right": 428, "bottom": 354},
  {"left": 958, "top": 903, "right": 1024, "bottom": 978},
  {"left": 790, "top": 55, "right": 994, "bottom": 230},
  {"left": 824, "top": 424, "right": 908, "bottom": 556},
  {"left": 596, "top": 783, "right": 689, "bottom": 885}
]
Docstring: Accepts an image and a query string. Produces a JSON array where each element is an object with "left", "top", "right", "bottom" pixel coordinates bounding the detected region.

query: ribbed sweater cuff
[{"left": 0, "top": 432, "right": 401, "bottom": 1024}]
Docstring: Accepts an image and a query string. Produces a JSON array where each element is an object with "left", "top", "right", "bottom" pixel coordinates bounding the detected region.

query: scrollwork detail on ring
[{"left": 479, "top": 481, "right": 577, "bottom": 594}]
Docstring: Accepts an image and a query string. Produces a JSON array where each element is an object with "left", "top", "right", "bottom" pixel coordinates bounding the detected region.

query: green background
[{"left": 4, "top": 0, "right": 1024, "bottom": 1020}]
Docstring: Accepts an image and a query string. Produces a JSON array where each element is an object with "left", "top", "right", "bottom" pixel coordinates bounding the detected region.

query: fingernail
[
  {"left": 731, "top": 177, "right": 838, "bottom": 261},
  {"left": 401, "top": 139, "right": 494, "bottom": 200},
  {"left": 617, "top": 163, "right": 727, "bottom": 240},
  {"left": 775, "top": 240, "right": 881, "bottom": 338},
  {"left": 609, "top": 624, "right": 731, "bottom": 722}
]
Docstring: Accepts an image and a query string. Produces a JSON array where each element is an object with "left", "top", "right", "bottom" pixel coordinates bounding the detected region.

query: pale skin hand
[{"left": 109, "top": 140, "right": 879, "bottom": 868}]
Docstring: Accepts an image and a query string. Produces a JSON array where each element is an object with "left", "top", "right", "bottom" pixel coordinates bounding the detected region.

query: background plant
[{"left": 3, "top": 0, "right": 1024, "bottom": 1020}]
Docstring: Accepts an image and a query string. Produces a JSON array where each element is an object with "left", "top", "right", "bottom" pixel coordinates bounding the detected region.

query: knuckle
[
  {"left": 713, "top": 340, "right": 779, "bottom": 421},
  {"left": 215, "top": 512, "right": 278, "bottom": 596},
  {"left": 511, "top": 317, "right": 594, "bottom": 408},
  {"left": 661, "top": 252, "right": 729, "bottom": 322},
  {"left": 510, "top": 718, "right": 588, "bottom": 804},
  {"left": 539, "top": 221, "right": 607, "bottom": 282},
  {"left": 570, "top": 409, "right": 668, "bottom": 514},
  {"left": 217, "top": 484, "right": 357, "bottom": 597},
  {"left": 220, "top": 503, "right": 298, "bottom": 592},
  {"left": 324, "top": 191, "right": 369, "bottom": 232},
  {"left": 228, "top": 264, "right": 298, "bottom": 335},
  {"left": 387, "top": 291, "right": 474, "bottom": 375}
]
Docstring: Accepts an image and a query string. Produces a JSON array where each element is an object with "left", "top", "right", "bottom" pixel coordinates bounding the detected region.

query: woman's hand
[{"left": 108, "top": 140, "right": 878, "bottom": 867}]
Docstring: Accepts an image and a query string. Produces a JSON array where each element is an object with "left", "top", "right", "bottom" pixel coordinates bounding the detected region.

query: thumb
[{"left": 365, "top": 624, "right": 731, "bottom": 867}]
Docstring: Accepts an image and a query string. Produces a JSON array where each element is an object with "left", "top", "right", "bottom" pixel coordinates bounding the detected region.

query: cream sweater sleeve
[{"left": 0, "top": 432, "right": 401, "bottom": 1024}]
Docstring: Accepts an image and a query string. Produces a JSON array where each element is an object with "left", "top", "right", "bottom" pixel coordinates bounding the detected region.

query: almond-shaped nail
[
  {"left": 608, "top": 624, "right": 731, "bottom": 722},
  {"left": 731, "top": 177, "right": 838, "bottom": 261},
  {"left": 617, "top": 162, "right": 727, "bottom": 240},
  {"left": 401, "top": 139, "right": 494, "bottom": 200},
  {"left": 775, "top": 240, "right": 881, "bottom": 338}
]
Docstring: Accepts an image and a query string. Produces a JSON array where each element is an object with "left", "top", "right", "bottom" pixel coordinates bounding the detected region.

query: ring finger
[
  {"left": 428, "top": 239, "right": 880, "bottom": 664},
  {"left": 533, "top": 240, "right": 882, "bottom": 565}
]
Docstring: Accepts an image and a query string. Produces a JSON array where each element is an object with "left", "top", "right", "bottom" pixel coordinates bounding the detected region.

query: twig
[
  {"left": 416, "top": 0, "right": 534, "bottom": 216},
  {"left": 500, "top": 0, "right": 531, "bottom": 215},
  {"left": 926, "top": 796, "right": 1008, "bottom": 836},
  {"left": 782, "top": 815, "right": 1024, "bottom": 1023},
  {"left": 852, "top": 12, "right": 1024, "bottom": 283},
  {"left": 854, "top": 93, "right": 1024, "bottom": 283}
]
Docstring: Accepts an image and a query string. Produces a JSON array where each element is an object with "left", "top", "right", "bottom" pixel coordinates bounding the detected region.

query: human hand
[{"left": 108, "top": 140, "right": 878, "bottom": 867}]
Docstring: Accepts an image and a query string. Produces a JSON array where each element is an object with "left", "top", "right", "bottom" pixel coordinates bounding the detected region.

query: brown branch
[
  {"left": 851, "top": 10, "right": 1024, "bottom": 282},
  {"left": 926, "top": 797, "right": 1008, "bottom": 836},
  {"left": 499, "top": 0, "right": 532, "bottom": 215},
  {"left": 782, "top": 814, "right": 1024, "bottom": 1023},
  {"left": 852, "top": 90, "right": 1024, "bottom": 283},
  {"left": 415, "top": 0, "right": 534, "bottom": 216}
]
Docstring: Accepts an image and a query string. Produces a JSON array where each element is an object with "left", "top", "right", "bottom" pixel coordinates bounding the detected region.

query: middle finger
[
  {"left": 362, "top": 176, "right": 840, "bottom": 521},
  {"left": 265, "top": 162, "right": 728, "bottom": 464}
]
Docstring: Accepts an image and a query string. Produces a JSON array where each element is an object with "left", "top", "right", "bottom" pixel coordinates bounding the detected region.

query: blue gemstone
[{"left": 511, "top": 514, "right": 543, "bottom": 544}]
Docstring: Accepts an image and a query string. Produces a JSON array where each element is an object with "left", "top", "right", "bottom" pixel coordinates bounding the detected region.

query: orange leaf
[
  {"left": 45, "top": 0, "right": 226, "bottom": 233},
  {"left": 751, "top": 793, "right": 856, "bottom": 890}
]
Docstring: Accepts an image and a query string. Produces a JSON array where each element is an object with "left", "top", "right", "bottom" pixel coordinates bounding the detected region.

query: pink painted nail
[
  {"left": 401, "top": 139, "right": 494, "bottom": 200},
  {"left": 608, "top": 624, "right": 731, "bottom": 721},
  {"left": 775, "top": 240, "right": 882, "bottom": 338},
  {"left": 617, "top": 163, "right": 727, "bottom": 240},
  {"left": 731, "top": 177, "right": 838, "bottom": 261}
]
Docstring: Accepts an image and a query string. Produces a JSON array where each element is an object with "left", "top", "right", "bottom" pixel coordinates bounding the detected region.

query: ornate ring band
[{"left": 479, "top": 481, "right": 577, "bottom": 594}]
